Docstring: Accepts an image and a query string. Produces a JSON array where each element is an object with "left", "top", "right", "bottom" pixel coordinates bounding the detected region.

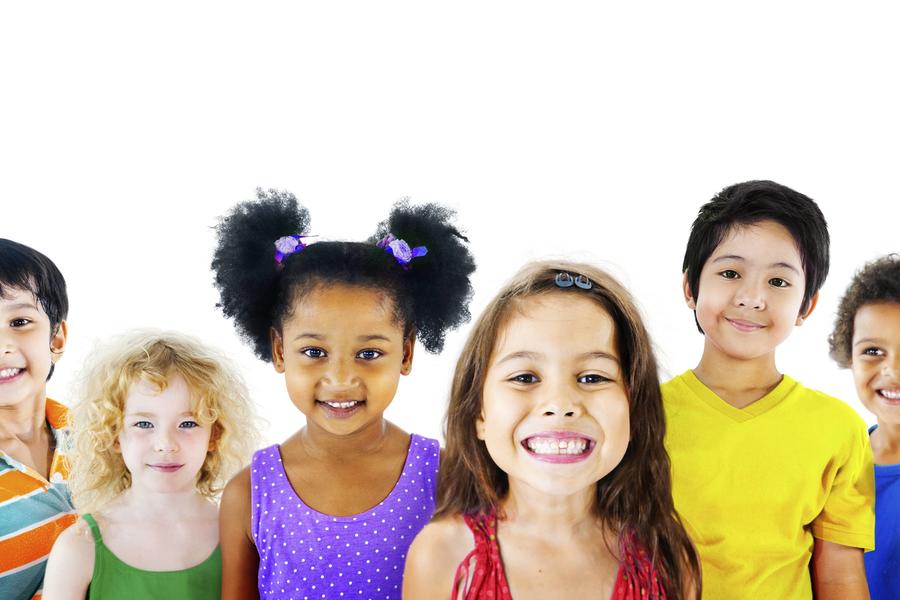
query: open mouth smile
[
  {"left": 317, "top": 400, "right": 366, "bottom": 418},
  {"left": 0, "top": 368, "right": 25, "bottom": 383},
  {"left": 878, "top": 388, "right": 900, "bottom": 402},
  {"left": 521, "top": 432, "right": 595, "bottom": 463}
]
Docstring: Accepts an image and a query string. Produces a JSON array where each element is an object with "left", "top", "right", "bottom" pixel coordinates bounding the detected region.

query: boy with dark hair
[
  {"left": 664, "top": 181, "right": 874, "bottom": 599},
  {"left": 829, "top": 254, "right": 900, "bottom": 600},
  {"left": 0, "top": 239, "right": 75, "bottom": 600}
]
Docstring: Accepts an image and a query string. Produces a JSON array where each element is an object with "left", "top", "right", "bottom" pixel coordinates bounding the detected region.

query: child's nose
[
  {"left": 733, "top": 280, "right": 766, "bottom": 310},
  {"left": 538, "top": 383, "right": 583, "bottom": 418},
  {"left": 154, "top": 431, "right": 179, "bottom": 453},
  {"left": 323, "top": 357, "right": 359, "bottom": 387}
]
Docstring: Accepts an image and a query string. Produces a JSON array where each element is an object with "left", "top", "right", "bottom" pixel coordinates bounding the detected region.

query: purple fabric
[{"left": 251, "top": 434, "right": 440, "bottom": 599}]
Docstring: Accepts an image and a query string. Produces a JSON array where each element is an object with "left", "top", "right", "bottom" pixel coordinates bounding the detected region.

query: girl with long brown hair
[{"left": 404, "top": 261, "right": 700, "bottom": 599}]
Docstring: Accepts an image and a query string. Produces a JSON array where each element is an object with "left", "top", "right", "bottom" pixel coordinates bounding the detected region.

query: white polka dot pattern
[{"left": 250, "top": 434, "right": 440, "bottom": 599}]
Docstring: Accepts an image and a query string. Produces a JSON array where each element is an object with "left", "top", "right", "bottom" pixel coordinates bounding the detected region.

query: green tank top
[{"left": 82, "top": 513, "right": 221, "bottom": 600}]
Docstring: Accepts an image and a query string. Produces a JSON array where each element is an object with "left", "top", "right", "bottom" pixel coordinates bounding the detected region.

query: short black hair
[
  {"left": 212, "top": 189, "right": 476, "bottom": 361},
  {"left": 0, "top": 239, "right": 68, "bottom": 333},
  {"left": 682, "top": 180, "right": 829, "bottom": 331},
  {"left": 829, "top": 254, "right": 900, "bottom": 368}
]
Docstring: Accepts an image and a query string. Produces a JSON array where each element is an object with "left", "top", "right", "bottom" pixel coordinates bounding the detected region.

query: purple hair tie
[
  {"left": 376, "top": 233, "right": 427, "bottom": 270},
  {"left": 274, "top": 234, "right": 312, "bottom": 265}
]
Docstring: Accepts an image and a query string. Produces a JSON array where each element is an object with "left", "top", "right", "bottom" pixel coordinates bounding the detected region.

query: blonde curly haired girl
[{"left": 43, "top": 330, "right": 259, "bottom": 600}]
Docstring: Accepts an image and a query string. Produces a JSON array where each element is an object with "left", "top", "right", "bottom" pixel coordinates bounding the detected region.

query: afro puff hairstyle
[
  {"left": 829, "top": 254, "right": 900, "bottom": 368},
  {"left": 212, "top": 189, "right": 475, "bottom": 361}
]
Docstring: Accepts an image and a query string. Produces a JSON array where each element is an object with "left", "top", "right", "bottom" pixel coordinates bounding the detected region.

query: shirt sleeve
[{"left": 811, "top": 414, "right": 875, "bottom": 551}]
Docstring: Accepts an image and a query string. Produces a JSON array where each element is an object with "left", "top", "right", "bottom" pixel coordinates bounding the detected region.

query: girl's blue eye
[
  {"left": 720, "top": 270, "right": 740, "bottom": 279},
  {"left": 357, "top": 349, "right": 382, "bottom": 360},
  {"left": 179, "top": 420, "right": 199, "bottom": 429},
  {"left": 510, "top": 373, "right": 539, "bottom": 384},
  {"left": 578, "top": 374, "right": 610, "bottom": 384},
  {"left": 302, "top": 347, "right": 327, "bottom": 359},
  {"left": 769, "top": 278, "right": 789, "bottom": 288},
  {"left": 133, "top": 421, "right": 153, "bottom": 429}
]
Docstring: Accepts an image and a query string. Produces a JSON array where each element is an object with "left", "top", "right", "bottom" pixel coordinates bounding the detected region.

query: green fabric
[{"left": 82, "top": 513, "right": 221, "bottom": 599}]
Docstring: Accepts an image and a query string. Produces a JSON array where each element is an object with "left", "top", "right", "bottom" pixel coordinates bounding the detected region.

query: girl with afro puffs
[{"left": 212, "top": 190, "right": 475, "bottom": 599}]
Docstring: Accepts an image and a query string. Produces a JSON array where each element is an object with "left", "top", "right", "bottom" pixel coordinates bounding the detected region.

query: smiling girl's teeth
[
  {"left": 880, "top": 389, "right": 900, "bottom": 400},
  {"left": 0, "top": 368, "right": 22, "bottom": 378},
  {"left": 525, "top": 437, "right": 589, "bottom": 455},
  {"left": 325, "top": 400, "right": 359, "bottom": 409}
]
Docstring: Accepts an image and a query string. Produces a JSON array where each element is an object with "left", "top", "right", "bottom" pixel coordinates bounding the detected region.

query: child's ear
[
  {"left": 682, "top": 273, "right": 697, "bottom": 310},
  {"left": 796, "top": 292, "right": 820, "bottom": 326},
  {"left": 49, "top": 320, "right": 68, "bottom": 363},
  {"left": 400, "top": 330, "right": 415, "bottom": 376},
  {"left": 475, "top": 408, "right": 487, "bottom": 441},
  {"left": 270, "top": 328, "right": 285, "bottom": 373}
]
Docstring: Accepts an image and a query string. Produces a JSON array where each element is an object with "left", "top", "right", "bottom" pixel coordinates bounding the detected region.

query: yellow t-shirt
[{"left": 663, "top": 370, "right": 874, "bottom": 599}]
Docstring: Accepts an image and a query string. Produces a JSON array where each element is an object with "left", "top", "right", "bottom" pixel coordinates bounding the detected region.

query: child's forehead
[
  {"left": 0, "top": 286, "right": 49, "bottom": 316},
  {"left": 287, "top": 284, "right": 402, "bottom": 330},
  {"left": 709, "top": 220, "right": 803, "bottom": 264}
]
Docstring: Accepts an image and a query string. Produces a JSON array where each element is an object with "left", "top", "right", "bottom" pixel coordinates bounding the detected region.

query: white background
[{"left": 2, "top": 2, "right": 898, "bottom": 445}]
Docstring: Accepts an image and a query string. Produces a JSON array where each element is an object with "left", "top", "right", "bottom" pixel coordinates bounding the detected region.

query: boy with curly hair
[{"left": 829, "top": 254, "right": 900, "bottom": 600}]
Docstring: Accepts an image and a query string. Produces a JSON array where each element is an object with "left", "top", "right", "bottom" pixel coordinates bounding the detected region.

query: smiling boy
[
  {"left": 0, "top": 239, "right": 75, "bottom": 600},
  {"left": 663, "top": 182, "right": 874, "bottom": 599},
  {"left": 829, "top": 255, "right": 900, "bottom": 599}
]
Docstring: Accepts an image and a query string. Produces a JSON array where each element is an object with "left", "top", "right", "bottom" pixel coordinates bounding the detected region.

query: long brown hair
[{"left": 435, "top": 261, "right": 700, "bottom": 598}]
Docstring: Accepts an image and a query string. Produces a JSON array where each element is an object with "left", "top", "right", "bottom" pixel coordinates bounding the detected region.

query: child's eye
[
  {"left": 769, "top": 278, "right": 790, "bottom": 288},
  {"left": 862, "top": 347, "right": 885, "bottom": 357},
  {"left": 719, "top": 270, "right": 740, "bottom": 280},
  {"left": 10, "top": 318, "right": 32, "bottom": 328},
  {"left": 357, "top": 349, "right": 383, "bottom": 360},
  {"left": 578, "top": 373, "right": 610, "bottom": 384},
  {"left": 509, "top": 373, "right": 539, "bottom": 384},
  {"left": 179, "top": 420, "right": 200, "bottom": 429},
  {"left": 302, "top": 347, "right": 327, "bottom": 359},
  {"left": 133, "top": 421, "right": 153, "bottom": 429}
]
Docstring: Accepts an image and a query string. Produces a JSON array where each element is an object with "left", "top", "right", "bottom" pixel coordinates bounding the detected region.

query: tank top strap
[
  {"left": 81, "top": 513, "right": 103, "bottom": 544},
  {"left": 452, "top": 511, "right": 512, "bottom": 600}
]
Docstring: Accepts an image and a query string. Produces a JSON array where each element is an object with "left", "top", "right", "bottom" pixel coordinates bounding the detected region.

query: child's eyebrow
[
  {"left": 293, "top": 332, "right": 325, "bottom": 341},
  {"left": 357, "top": 334, "right": 392, "bottom": 342},
  {"left": 853, "top": 337, "right": 885, "bottom": 346},
  {"left": 711, "top": 255, "right": 801, "bottom": 275},
  {"left": 578, "top": 351, "right": 620, "bottom": 364},
  {"left": 2, "top": 301, "right": 41, "bottom": 312},
  {"left": 495, "top": 350, "right": 542, "bottom": 365}
]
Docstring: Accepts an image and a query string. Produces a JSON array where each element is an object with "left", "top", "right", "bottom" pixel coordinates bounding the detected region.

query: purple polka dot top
[{"left": 250, "top": 434, "right": 440, "bottom": 599}]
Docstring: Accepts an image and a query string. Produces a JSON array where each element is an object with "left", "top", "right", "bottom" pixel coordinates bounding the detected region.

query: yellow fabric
[{"left": 663, "top": 370, "right": 874, "bottom": 600}]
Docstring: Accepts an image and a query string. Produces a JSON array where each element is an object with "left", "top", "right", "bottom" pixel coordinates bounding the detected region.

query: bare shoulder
[
  {"left": 43, "top": 517, "right": 95, "bottom": 599},
  {"left": 222, "top": 465, "right": 252, "bottom": 509},
  {"left": 403, "top": 516, "right": 473, "bottom": 599}
]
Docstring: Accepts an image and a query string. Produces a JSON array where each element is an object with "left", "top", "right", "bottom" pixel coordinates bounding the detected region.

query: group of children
[{"left": 0, "top": 180, "right": 896, "bottom": 600}]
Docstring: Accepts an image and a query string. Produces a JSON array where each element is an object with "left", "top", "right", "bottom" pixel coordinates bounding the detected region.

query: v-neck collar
[{"left": 682, "top": 369, "right": 797, "bottom": 422}]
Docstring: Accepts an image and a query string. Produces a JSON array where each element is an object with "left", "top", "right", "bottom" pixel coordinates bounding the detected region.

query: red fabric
[{"left": 453, "top": 511, "right": 665, "bottom": 600}]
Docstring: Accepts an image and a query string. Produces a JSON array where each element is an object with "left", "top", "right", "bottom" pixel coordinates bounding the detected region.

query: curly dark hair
[
  {"left": 829, "top": 254, "right": 900, "bottom": 368},
  {"left": 211, "top": 189, "right": 475, "bottom": 360},
  {"left": 682, "top": 180, "right": 829, "bottom": 332}
]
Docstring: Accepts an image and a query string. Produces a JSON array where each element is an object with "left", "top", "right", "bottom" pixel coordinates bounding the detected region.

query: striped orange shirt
[{"left": 0, "top": 399, "right": 76, "bottom": 600}]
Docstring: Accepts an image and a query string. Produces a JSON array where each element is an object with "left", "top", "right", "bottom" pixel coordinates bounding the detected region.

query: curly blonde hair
[{"left": 69, "top": 329, "right": 259, "bottom": 514}]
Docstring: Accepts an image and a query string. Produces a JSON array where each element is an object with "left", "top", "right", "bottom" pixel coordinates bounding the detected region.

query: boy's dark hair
[
  {"left": 212, "top": 189, "right": 476, "bottom": 361},
  {"left": 682, "top": 180, "right": 830, "bottom": 331},
  {"left": 829, "top": 254, "right": 900, "bottom": 368},
  {"left": 0, "top": 239, "right": 68, "bottom": 333}
]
